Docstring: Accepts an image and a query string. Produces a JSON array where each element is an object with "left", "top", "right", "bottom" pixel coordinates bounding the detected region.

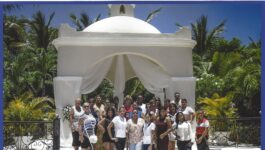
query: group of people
[{"left": 69, "top": 92, "right": 210, "bottom": 150}]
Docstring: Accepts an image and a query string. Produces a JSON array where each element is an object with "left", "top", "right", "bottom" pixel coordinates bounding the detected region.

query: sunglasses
[{"left": 84, "top": 105, "right": 89, "bottom": 108}]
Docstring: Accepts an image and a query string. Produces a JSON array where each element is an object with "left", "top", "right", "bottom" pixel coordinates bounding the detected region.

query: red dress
[{"left": 156, "top": 118, "right": 169, "bottom": 150}]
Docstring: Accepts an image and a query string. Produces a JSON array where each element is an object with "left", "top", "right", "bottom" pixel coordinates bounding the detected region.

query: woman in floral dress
[{"left": 127, "top": 109, "right": 145, "bottom": 150}]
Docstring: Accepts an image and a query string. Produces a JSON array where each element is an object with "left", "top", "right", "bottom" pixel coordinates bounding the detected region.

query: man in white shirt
[
  {"left": 137, "top": 95, "right": 146, "bottom": 115},
  {"left": 179, "top": 99, "right": 195, "bottom": 123},
  {"left": 174, "top": 92, "right": 182, "bottom": 108}
]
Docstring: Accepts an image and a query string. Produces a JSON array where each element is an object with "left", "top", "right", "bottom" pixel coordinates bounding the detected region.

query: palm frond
[
  {"left": 47, "top": 12, "right": 55, "bottom": 27},
  {"left": 94, "top": 14, "right": 101, "bottom": 22},
  {"left": 175, "top": 23, "right": 183, "bottom": 28},
  {"left": 80, "top": 12, "right": 91, "bottom": 28},
  {"left": 145, "top": 7, "right": 162, "bottom": 23}
]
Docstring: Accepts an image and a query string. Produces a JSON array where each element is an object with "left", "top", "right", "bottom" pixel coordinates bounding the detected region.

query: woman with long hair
[
  {"left": 155, "top": 106, "right": 171, "bottom": 150},
  {"left": 107, "top": 106, "right": 127, "bottom": 150},
  {"left": 98, "top": 107, "right": 116, "bottom": 150},
  {"left": 154, "top": 97, "right": 162, "bottom": 114},
  {"left": 175, "top": 111, "right": 194, "bottom": 150},
  {"left": 163, "top": 111, "right": 194, "bottom": 150},
  {"left": 168, "top": 103, "right": 177, "bottom": 150}
]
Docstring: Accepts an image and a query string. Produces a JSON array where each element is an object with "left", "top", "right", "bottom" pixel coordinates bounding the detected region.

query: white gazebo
[{"left": 52, "top": 4, "right": 196, "bottom": 147}]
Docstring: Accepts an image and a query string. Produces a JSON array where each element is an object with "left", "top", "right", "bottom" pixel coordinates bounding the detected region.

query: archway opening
[{"left": 80, "top": 53, "right": 168, "bottom": 107}]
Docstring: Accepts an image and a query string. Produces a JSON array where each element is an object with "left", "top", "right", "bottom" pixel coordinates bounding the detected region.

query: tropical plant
[
  {"left": 196, "top": 74, "right": 225, "bottom": 101},
  {"left": 193, "top": 53, "right": 212, "bottom": 77},
  {"left": 26, "top": 47, "right": 57, "bottom": 97},
  {"left": 4, "top": 47, "right": 35, "bottom": 104},
  {"left": 85, "top": 79, "right": 114, "bottom": 101},
  {"left": 194, "top": 34, "right": 261, "bottom": 117},
  {"left": 215, "top": 38, "right": 242, "bottom": 53},
  {"left": 4, "top": 92, "right": 55, "bottom": 137},
  {"left": 4, "top": 92, "right": 55, "bottom": 122},
  {"left": 223, "top": 48, "right": 261, "bottom": 116},
  {"left": 197, "top": 93, "right": 237, "bottom": 131},
  {"left": 247, "top": 37, "right": 261, "bottom": 49},
  {"left": 3, "top": 13, "right": 28, "bottom": 104},
  {"left": 124, "top": 77, "right": 154, "bottom": 102},
  {"left": 211, "top": 51, "right": 241, "bottom": 77},
  {"left": 4, "top": 11, "right": 58, "bottom": 104}
]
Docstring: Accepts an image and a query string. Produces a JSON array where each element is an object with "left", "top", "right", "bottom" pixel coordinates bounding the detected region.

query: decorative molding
[{"left": 53, "top": 24, "right": 196, "bottom": 49}]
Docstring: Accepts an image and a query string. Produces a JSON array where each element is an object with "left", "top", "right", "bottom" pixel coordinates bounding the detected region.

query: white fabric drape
[
  {"left": 80, "top": 57, "right": 113, "bottom": 94},
  {"left": 113, "top": 55, "right": 126, "bottom": 107},
  {"left": 54, "top": 77, "right": 82, "bottom": 109},
  {"left": 127, "top": 55, "right": 170, "bottom": 100},
  {"left": 53, "top": 77, "right": 83, "bottom": 147}
]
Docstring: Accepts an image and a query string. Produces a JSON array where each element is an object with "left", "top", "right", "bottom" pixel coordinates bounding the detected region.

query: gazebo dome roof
[{"left": 82, "top": 16, "right": 161, "bottom": 34}]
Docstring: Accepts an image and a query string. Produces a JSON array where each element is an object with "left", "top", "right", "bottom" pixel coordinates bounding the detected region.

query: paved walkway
[{"left": 5, "top": 140, "right": 261, "bottom": 150}]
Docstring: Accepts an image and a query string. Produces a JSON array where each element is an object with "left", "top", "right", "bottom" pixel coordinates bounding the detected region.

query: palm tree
[
  {"left": 70, "top": 12, "right": 101, "bottom": 31},
  {"left": 26, "top": 11, "right": 57, "bottom": 97},
  {"left": 3, "top": 4, "right": 22, "bottom": 12},
  {"left": 28, "top": 11, "right": 55, "bottom": 50},
  {"left": 3, "top": 15, "right": 27, "bottom": 55},
  {"left": 189, "top": 15, "right": 226, "bottom": 59}
]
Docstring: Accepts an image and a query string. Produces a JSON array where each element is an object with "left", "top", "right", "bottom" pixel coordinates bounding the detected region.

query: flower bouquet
[{"left": 63, "top": 105, "right": 72, "bottom": 121}]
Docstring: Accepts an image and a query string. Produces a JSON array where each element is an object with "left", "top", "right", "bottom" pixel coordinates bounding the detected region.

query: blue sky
[{"left": 7, "top": 3, "right": 262, "bottom": 45}]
